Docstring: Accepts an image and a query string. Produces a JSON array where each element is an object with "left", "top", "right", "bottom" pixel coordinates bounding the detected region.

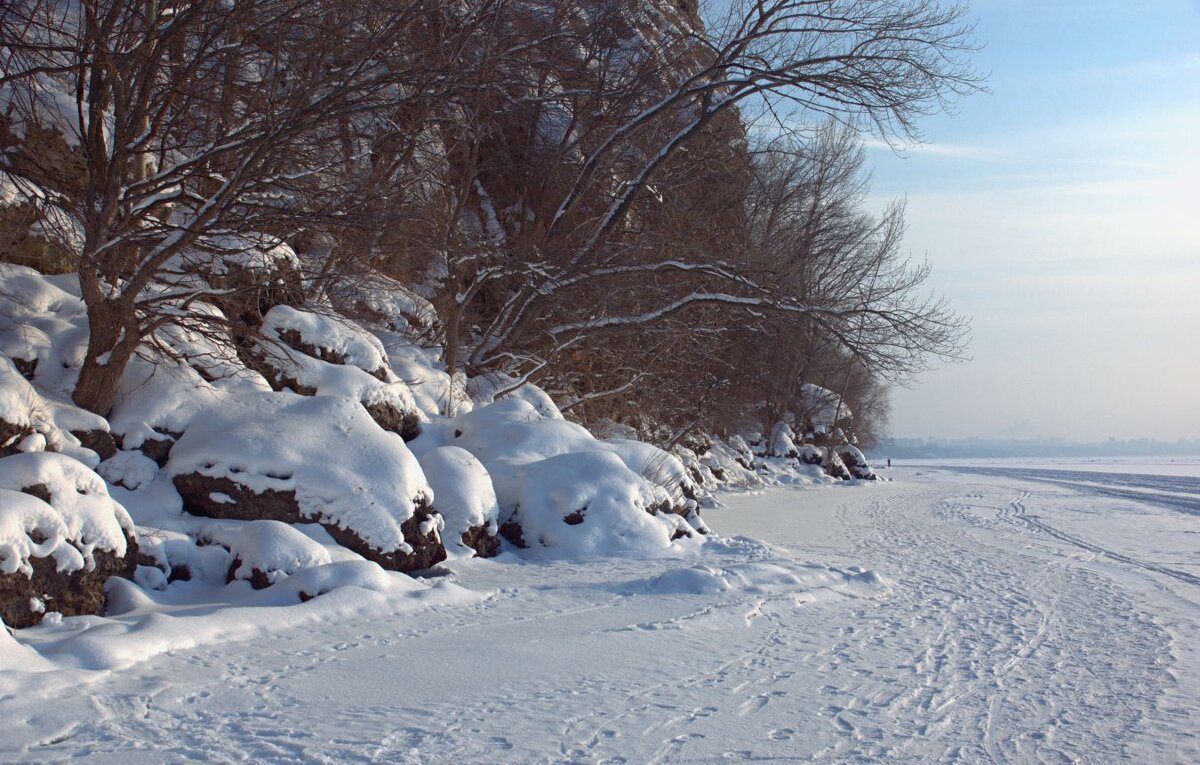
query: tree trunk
[{"left": 72, "top": 298, "right": 141, "bottom": 416}]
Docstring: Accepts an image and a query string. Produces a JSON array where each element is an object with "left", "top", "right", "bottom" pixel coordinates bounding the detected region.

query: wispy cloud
[{"left": 863, "top": 137, "right": 1002, "bottom": 160}]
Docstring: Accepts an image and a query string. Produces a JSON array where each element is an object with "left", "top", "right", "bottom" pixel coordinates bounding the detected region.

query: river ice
[{"left": 3, "top": 464, "right": 1197, "bottom": 763}]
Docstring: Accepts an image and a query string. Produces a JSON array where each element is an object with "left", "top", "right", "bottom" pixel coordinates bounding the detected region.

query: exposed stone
[
  {"left": 11, "top": 357, "right": 37, "bottom": 380},
  {"left": 0, "top": 419, "right": 34, "bottom": 458},
  {"left": 226, "top": 558, "right": 275, "bottom": 590},
  {"left": 460, "top": 524, "right": 501, "bottom": 558},
  {"left": 72, "top": 429, "right": 118, "bottom": 461},
  {"left": 498, "top": 515, "right": 527, "bottom": 549},
  {"left": 364, "top": 400, "right": 422, "bottom": 442},
  {"left": 137, "top": 430, "right": 181, "bottom": 467},
  {"left": 0, "top": 531, "right": 137, "bottom": 629}
]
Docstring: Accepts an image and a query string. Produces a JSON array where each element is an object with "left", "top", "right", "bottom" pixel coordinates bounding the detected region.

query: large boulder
[
  {"left": 0, "top": 453, "right": 137, "bottom": 628},
  {"left": 168, "top": 393, "right": 445, "bottom": 573}
]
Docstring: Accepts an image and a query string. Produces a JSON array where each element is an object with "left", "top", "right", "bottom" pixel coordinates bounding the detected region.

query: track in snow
[
  {"left": 3, "top": 470, "right": 1197, "bottom": 763},
  {"left": 932, "top": 465, "right": 1200, "bottom": 516}
]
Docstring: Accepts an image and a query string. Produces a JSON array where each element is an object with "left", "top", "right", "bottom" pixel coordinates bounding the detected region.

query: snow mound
[
  {"left": 641, "top": 559, "right": 890, "bottom": 601},
  {"left": 24, "top": 561, "right": 479, "bottom": 673},
  {"left": 0, "top": 452, "right": 134, "bottom": 572},
  {"left": 167, "top": 392, "right": 433, "bottom": 556},
  {"left": 466, "top": 373, "right": 563, "bottom": 419},
  {"left": 418, "top": 447, "right": 500, "bottom": 557},
  {"left": 223, "top": 520, "right": 334, "bottom": 588},
  {"left": 97, "top": 450, "right": 160, "bottom": 491},
  {"left": 505, "top": 451, "right": 700, "bottom": 558}
]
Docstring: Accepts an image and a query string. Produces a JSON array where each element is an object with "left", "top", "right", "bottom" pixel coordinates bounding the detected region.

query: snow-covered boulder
[
  {"left": 220, "top": 520, "right": 333, "bottom": 589},
  {"left": 0, "top": 452, "right": 137, "bottom": 628},
  {"left": 411, "top": 399, "right": 708, "bottom": 556},
  {"left": 263, "top": 306, "right": 391, "bottom": 380},
  {"left": 0, "top": 353, "right": 115, "bottom": 466},
  {"left": 188, "top": 232, "right": 304, "bottom": 314},
  {"left": 767, "top": 422, "right": 799, "bottom": 458},
  {"left": 823, "top": 448, "right": 853, "bottom": 480},
  {"left": 0, "top": 264, "right": 89, "bottom": 398},
  {"left": 254, "top": 306, "right": 423, "bottom": 441},
  {"left": 418, "top": 447, "right": 500, "bottom": 558},
  {"left": 499, "top": 451, "right": 702, "bottom": 558},
  {"left": 167, "top": 392, "right": 445, "bottom": 573},
  {"left": 108, "top": 332, "right": 272, "bottom": 463},
  {"left": 835, "top": 444, "right": 879, "bottom": 480}
]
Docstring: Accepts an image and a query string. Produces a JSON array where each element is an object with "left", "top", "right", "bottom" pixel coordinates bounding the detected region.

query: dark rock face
[
  {"left": 137, "top": 430, "right": 181, "bottom": 467},
  {"left": 363, "top": 401, "right": 421, "bottom": 442},
  {"left": 498, "top": 515, "right": 527, "bottom": 549},
  {"left": 226, "top": 558, "right": 275, "bottom": 590},
  {"left": 0, "top": 531, "right": 137, "bottom": 629},
  {"left": 321, "top": 506, "right": 446, "bottom": 573},
  {"left": 460, "top": 524, "right": 501, "bottom": 558},
  {"left": 71, "top": 429, "right": 118, "bottom": 461},
  {"left": 0, "top": 419, "right": 34, "bottom": 457},
  {"left": 11, "top": 357, "right": 37, "bottom": 380},
  {"left": 172, "top": 472, "right": 446, "bottom": 573}
]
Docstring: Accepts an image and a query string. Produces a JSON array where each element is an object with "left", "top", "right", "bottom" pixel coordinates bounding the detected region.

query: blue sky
[{"left": 863, "top": 0, "right": 1200, "bottom": 441}]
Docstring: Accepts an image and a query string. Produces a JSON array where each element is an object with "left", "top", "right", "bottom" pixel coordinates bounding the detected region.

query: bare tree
[
  {"left": 1, "top": 0, "right": 483, "bottom": 414},
  {"left": 423, "top": 0, "right": 977, "bottom": 393}
]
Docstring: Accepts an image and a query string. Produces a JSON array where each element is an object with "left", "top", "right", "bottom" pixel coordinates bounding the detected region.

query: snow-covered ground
[{"left": 4, "top": 465, "right": 1198, "bottom": 763}]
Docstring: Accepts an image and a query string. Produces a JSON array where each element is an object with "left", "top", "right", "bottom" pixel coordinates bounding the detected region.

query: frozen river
[{"left": 4, "top": 464, "right": 1197, "bottom": 763}]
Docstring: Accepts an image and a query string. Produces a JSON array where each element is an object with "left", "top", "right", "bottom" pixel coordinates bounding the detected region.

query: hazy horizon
[{"left": 864, "top": 0, "right": 1200, "bottom": 443}]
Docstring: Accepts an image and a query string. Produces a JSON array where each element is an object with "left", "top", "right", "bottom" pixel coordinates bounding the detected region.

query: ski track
[
  {"left": 6, "top": 471, "right": 1198, "bottom": 763},
  {"left": 932, "top": 466, "right": 1200, "bottom": 516}
]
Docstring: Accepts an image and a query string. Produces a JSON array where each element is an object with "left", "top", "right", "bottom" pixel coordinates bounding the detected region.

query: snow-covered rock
[
  {"left": 411, "top": 399, "right": 708, "bottom": 556},
  {"left": 0, "top": 452, "right": 137, "bottom": 628},
  {"left": 418, "top": 447, "right": 500, "bottom": 558},
  {"left": 167, "top": 393, "right": 445, "bottom": 572},
  {"left": 836, "top": 443, "right": 879, "bottom": 480},
  {"left": 255, "top": 306, "right": 423, "bottom": 441},
  {"left": 499, "top": 451, "right": 702, "bottom": 558},
  {"left": 220, "top": 520, "right": 334, "bottom": 589}
]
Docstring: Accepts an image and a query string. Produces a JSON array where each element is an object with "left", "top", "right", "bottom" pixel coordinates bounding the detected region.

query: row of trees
[{"left": 1, "top": 0, "right": 978, "bottom": 444}]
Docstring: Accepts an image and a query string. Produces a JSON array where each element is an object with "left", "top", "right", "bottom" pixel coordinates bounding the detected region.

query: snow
[
  {"left": 217, "top": 520, "right": 333, "bottom": 586},
  {"left": 96, "top": 450, "right": 159, "bottom": 491},
  {"left": 417, "top": 446, "right": 499, "bottom": 555},
  {"left": 505, "top": 450, "right": 698, "bottom": 558},
  {"left": 263, "top": 305, "right": 390, "bottom": 377},
  {"left": 166, "top": 392, "right": 432, "bottom": 554},
  {"left": 0, "top": 265, "right": 88, "bottom": 397},
  {"left": 2, "top": 465, "right": 1199, "bottom": 761},
  {"left": 0, "top": 452, "right": 134, "bottom": 573},
  {"left": 189, "top": 232, "right": 300, "bottom": 275},
  {"left": 0, "top": 488, "right": 80, "bottom": 576},
  {"left": 465, "top": 371, "right": 563, "bottom": 419}
]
